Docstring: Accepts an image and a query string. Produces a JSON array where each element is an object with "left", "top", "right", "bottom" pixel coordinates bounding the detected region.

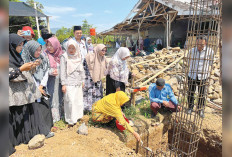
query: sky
[{"left": 22, "top": 0, "right": 191, "bottom": 33}]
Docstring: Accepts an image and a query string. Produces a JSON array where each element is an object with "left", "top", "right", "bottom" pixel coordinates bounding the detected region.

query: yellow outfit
[{"left": 92, "top": 91, "right": 134, "bottom": 133}]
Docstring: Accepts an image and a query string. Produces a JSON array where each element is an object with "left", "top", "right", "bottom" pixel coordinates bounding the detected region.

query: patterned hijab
[
  {"left": 21, "top": 40, "right": 49, "bottom": 83},
  {"left": 64, "top": 39, "right": 83, "bottom": 75},
  {"left": 106, "top": 47, "right": 130, "bottom": 84},
  {"left": 9, "top": 34, "right": 26, "bottom": 68},
  {"left": 45, "top": 37, "right": 64, "bottom": 68},
  {"left": 85, "top": 44, "right": 107, "bottom": 83}
]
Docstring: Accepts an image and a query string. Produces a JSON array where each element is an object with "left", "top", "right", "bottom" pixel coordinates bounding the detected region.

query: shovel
[{"left": 140, "top": 140, "right": 154, "bottom": 156}]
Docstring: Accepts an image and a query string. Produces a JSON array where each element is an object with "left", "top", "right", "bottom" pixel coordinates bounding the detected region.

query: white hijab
[
  {"left": 64, "top": 39, "right": 83, "bottom": 75},
  {"left": 106, "top": 47, "right": 130, "bottom": 84},
  {"left": 86, "top": 37, "right": 94, "bottom": 53}
]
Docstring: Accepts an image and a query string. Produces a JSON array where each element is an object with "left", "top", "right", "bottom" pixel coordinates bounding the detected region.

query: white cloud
[
  {"left": 50, "top": 15, "right": 60, "bottom": 21},
  {"left": 104, "top": 10, "right": 112, "bottom": 14},
  {"left": 44, "top": 6, "right": 76, "bottom": 14},
  {"left": 72, "top": 13, "right": 93, "bottom": 17}
]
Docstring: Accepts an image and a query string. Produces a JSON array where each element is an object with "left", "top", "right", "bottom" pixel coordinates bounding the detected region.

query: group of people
[
  {"left": 9, "top": 23, "right": 212, "bottom": 155},
  {"left": 125, "top": 36, "right": 163, "bottom": 55},
  {"left": 9, "top": 25, "right": 142, "bottom": 155}
]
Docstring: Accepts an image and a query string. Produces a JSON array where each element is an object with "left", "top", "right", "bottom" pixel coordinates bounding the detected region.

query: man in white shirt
[
  {"left": 73, "top": 26, "right": 88, "bottom": 63},
  {"left": 187, "top": 36, "right": 214, "bottom": 118}
]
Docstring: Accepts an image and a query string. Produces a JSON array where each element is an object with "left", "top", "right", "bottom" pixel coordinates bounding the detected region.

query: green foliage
[
  {"left": 82, "top": 19, "right": 93, "bottom": 35},
  {"left": 138, "top": 99, "right": 152, "bottom": 118},
  {"left": 54, "top": 119, "right": 67, "bottom": 130},
  {"left": 26, "top": 0, "right": 44, "bottom": 13},
  {"left": 124, "top": 106, "right": 137, "bottom": 119},
  {"left": 55, "top": 27, "right": 73, "bottom": 42},
  {"left": 33, "top": 29, "right": 38, "bottom": 40}
]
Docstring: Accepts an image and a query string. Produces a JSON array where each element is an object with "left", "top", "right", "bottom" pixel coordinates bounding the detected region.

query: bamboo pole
[
  {"left": 46, "top": 17, "right": 51, "bottom": 33},
  {"left": 131, "top": 76, "right": 136, "bottom": 107},
  {"left": 139, "top": 55, "right": 184, "bottom": 87},
  {"left": 131, "top": 53, "right": 182, "bottom": 66},
  {"left": 134, "top": 62, "right": 177, "bottom": 84},
  {"left": 34, "top": 2, "right": 41, "bottom": 38},
  {"left": 135, "top": 71, "right": 157, "bottom": 84}
]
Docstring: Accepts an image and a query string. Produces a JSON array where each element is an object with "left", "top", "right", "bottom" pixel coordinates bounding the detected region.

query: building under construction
[
  {"left": 101, "top": 0, "right": 222, "bottom": 156},
  {"left": 100, "top": 0, "right": 220, "bottom": 48}
]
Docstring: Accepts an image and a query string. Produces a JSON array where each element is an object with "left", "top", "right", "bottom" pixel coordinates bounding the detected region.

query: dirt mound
[{"left": 11, "top": 126, "right": 141, "bottom": 157}]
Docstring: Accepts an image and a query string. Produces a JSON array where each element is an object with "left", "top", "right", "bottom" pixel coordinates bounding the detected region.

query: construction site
[{"left": 10, "top": 0, "right": 222, "bottom": 156}]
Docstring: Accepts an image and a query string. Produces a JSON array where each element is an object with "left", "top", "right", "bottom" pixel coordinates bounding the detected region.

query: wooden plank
[
  {"left": 131, "top": 53, "right": 183, "bottom": 66},
  {"left": 139, "top": 55, "right": 184, "bottom": 87},
  {"left": 133, "top": 1, "right": 151, "bottom": 19},
  {"left": 131, "top": 76, "right": 136, "bottom": 107}
]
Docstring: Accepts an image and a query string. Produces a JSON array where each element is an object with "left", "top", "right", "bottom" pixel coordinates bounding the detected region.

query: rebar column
[{"left": 169, "top": 0, "right": 222, "bottom": 156}]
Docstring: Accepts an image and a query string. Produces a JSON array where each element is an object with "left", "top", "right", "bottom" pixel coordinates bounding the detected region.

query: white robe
[{"left": 64, "top": 85, "right": 83, "bottom": 125}]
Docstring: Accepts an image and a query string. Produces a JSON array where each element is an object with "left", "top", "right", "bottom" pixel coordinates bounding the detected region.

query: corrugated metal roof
[
  {"left": 9, "top": 2, "right": 48, "bottom": 17},
  {"left": 100, "top": 0, "right": 191, "bottom": 35}
]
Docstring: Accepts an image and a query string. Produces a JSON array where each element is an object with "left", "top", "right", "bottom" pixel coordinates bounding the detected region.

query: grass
[
  {"left": 54, "top": 119, "right": 67, "bottom": 130},
  {"left": 124, "top": 106, "right": 137, "bottom": 119},
  {"left": 123, "top": 96, "right": 153, "bottom": 119}
]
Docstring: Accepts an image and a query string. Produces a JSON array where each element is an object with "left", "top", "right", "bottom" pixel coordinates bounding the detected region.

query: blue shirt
[
  {"left": 144, "top": 38, "right": 150, "bottom": 47},
  {"left": 149, "top": 83, "right": 178, "bottom": 106},
  {"left": 37, "top": 37, "right": 46, "bottom": 46}
]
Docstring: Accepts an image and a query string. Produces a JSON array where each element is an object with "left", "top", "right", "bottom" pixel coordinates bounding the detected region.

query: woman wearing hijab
[
  {"left": 45, "top": 36, "right": 64, "bottom": 122},
  {"left": 86, "top": 37, "right": 94, "bottom": 53},
  {"left": 83, "top": 44, "right": 108, "bottom": 111},
  {"left": 60, "top": 39, "right": 85, "bottom": 126},
  {"left": 105, "top": 47, "right": 133, "bottom": 95},
  {"left": 9, "top": 34, "right": 41, "bottom": 155},
  {"left": 92, "top": 91, "right": 141, "bottom": 141},
  {"left": 21, "top": 40, "right": 54, "bottom": 138}
]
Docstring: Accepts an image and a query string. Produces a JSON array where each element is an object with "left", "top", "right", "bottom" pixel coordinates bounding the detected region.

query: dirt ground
[
  {"left": 197, "top": 108, "right": 222, "bottom": 157},
  {"left": 11, "top": 125, "right": 141, "bottom": 157},
  {"left": 10, "top": 107, "right": 222, "bottom": 157}
]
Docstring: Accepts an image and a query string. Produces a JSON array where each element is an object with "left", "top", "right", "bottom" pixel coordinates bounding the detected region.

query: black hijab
[{"left": 9, "top": 34, "right": 26, "bottom": 68}]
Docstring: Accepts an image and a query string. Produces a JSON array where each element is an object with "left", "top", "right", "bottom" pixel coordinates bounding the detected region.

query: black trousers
[{"left": 187, "top": 76, "right": 206, "bottom": 110}]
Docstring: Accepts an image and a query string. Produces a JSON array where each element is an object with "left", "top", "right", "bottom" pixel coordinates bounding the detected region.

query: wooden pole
[
  {"left": 34, "top": 2, "right": 40, "bottom": 38},
  {"left": 131, "top": 53, "right": 183, "bottom": 66},
  {"left": 166, "top": 13, "right": 169, "bottom": 48},
  {"left": 134, "top": 71, "right": 157, "bottom": 84},
  {"left": 46, "top": 17, "right": 51, "bottom": 33},
  {"left": 139, "top": 55, "right": 184, "bottom": 87},
  {"left": 131, "top": 76, "right": 136, "bottom": 107}
]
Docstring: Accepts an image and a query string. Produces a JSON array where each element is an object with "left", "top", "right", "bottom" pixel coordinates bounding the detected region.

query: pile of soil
[{"left": 11, "top": 126, "right": 141, "bottom": 157}]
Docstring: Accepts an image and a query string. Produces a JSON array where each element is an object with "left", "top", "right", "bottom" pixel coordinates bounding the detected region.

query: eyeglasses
[{"left": 102, "top": 49, "right": 107, "bottom": 52}]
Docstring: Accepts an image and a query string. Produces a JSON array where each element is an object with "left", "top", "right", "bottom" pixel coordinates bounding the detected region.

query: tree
[
  {"left": 26, "top": 0, "right": 44, "bottom": 13},
  {"left": 25, "top": 0, "right": 46, "bottom": 29},
  {"left": 55, "top": 27, "right": 73, "bottom": 42},
  {"left": 82, "top": 19, "right": 93, "bottom": 36}
]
